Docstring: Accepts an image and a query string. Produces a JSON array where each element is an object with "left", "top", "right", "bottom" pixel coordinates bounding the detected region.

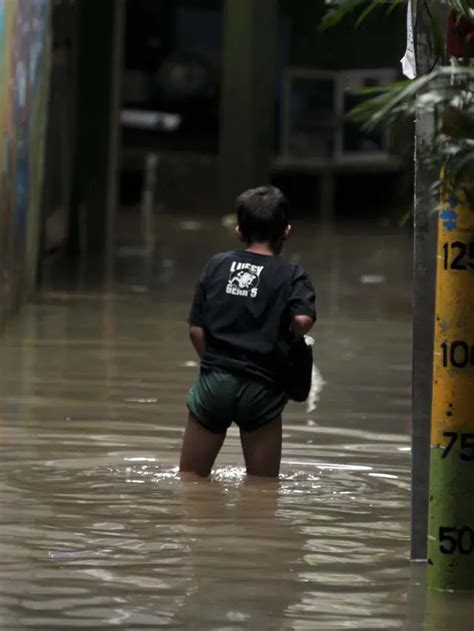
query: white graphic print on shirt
[{"left": 226, "top": 261, "right": 264, "bottom": 298}]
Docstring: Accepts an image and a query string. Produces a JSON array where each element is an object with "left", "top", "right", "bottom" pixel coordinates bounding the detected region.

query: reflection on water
[{"left": 0, "top": 218, "right": 472, "bottom": 629}]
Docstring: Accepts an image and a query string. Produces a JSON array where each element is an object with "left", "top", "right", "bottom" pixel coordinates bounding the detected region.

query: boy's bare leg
[
  {"left": 240, "top": 416, "right": 282, "bottom": 478},
  {"left": 179, "top": 413, "right": 226, "bottom": 479}
]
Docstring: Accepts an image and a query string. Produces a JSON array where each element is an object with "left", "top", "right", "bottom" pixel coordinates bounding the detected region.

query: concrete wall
[{"left": 0, "top": 0, "right": 51, "bottom": 330}]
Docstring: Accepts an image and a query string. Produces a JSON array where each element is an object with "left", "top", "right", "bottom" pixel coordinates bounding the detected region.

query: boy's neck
[{"left": 245, "top": 242, "right": 278, "bottom": 256}]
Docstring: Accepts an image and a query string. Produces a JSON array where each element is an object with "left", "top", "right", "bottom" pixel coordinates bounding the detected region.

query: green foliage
[
  {"left": 449, "top": 0, "right": 474, "bottom": 20},
  {"left": 320, "top": 0, "right": 404, "bottom": 30},
  {"left": 350, "top": 67, "right": 474, "bottom": 129},
  {"left": 349, "top": 66, "right": 474, "bottom": 192},
  {"left": 322, "top": 0, "right": 474, "bottom": 26},
  {"left": 321, "top": 0, "right": 469, "bottom": 60},
  {"left": 322, "top": 1, "right": 474, "bottom": 198}
]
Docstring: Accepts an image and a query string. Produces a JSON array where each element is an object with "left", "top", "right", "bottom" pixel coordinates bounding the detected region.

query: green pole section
[{"left": 219, "top": 0, "right": 277, "bottom": 210}]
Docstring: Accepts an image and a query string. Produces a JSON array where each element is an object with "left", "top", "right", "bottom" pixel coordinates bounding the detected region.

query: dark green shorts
[{"left": 187, "top": 369, "right": 288, "bottom": 434}]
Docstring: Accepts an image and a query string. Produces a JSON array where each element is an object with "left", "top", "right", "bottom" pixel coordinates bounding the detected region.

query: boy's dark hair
[{"left": 236, "top": 186, "right": 289, "bottom": 244}]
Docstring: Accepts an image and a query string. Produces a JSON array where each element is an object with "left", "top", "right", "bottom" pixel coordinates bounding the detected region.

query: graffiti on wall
[{"left": 0, "top": 0, "right": 50, "bottom": 311}]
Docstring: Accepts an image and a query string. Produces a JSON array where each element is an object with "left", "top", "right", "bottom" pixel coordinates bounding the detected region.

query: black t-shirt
[{"left": 188, "top": 250, "right": 316, "bottom": 383}]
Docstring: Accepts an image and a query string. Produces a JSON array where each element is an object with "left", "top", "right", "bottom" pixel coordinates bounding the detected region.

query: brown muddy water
[{"left": 0, "top": 217, "right": 472, "bottom": 629}]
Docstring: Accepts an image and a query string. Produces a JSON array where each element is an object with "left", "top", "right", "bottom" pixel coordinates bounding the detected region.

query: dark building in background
[
  {"left": 36, "top": 0, "right": 409, "bottom": 291},
  {"left": 41, "top": 0, "right": 124, "bottom": 263},
  {"left": 120, "top": 0, "right": 408, "bottom": 220}
]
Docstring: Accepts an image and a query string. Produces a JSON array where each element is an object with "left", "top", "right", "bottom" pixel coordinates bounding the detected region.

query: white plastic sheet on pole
[{"left": 401, "top": 0, "right": 417, "bottom": 79}]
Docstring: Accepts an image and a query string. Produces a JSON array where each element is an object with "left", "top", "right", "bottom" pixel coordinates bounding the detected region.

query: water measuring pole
[
  {"left": 427, "top": 14, "right": 474, "bottom": 592},
  {"left": 427, "top": 185, "right": 474, "bottom": 591}
]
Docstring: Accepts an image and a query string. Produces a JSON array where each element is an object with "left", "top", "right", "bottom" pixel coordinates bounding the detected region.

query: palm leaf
[
  {"left": 354, "top": 0, "right": 386, "bottom": 27},
  {"left": 320, "top": 0, "right": 368, "bottom": 30},
  {"left": 449, "top": 0, "right": 474, "bottom": 20},
  {"left": 322, "top": 0, "right": 474, "bottom": 26},
  {"left": 349, "top": 66, "right": 474, "bottom": 130},
  {"left": 322, "top": 1, "right": 474, "bottom": 199}
]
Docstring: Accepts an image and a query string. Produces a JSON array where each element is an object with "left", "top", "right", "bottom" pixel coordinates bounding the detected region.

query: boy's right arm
[
  {"left": 189, "top": 325, "right": 206, "bottom": 358},
  {"left": 188, "top": 259, "right": 211, "bottom": 358}
]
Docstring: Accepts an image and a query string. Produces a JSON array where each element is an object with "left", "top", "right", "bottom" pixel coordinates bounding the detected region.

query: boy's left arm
[
  {"left": 291, "top": 314, "right": 314, "bottom": 339},
  {"left": 288, "top": 267, "right": 317, "bottom": 337}
]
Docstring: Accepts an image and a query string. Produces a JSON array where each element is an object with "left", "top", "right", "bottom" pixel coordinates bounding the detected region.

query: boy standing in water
[{"left": 180, "top": 186, "right": 316, "bottom": 478}]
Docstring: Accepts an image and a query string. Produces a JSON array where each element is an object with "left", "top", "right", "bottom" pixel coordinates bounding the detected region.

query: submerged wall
[{"left": 0, "top": 0, "right": 51, "bottom": 330}]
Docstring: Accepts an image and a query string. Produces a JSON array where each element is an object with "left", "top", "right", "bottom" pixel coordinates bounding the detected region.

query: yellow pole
[{"left": 427, "top": 182, "right": 474, "bottom": 591}]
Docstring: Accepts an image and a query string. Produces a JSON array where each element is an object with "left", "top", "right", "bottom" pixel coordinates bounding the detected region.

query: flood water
[{"left": 0, "top": 217, "right": 472, "bottom": 629}]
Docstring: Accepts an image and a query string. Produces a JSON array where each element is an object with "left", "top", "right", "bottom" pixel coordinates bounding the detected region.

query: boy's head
[{"left": 236, "top": 186, "right": 291, "bottom": 248}]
